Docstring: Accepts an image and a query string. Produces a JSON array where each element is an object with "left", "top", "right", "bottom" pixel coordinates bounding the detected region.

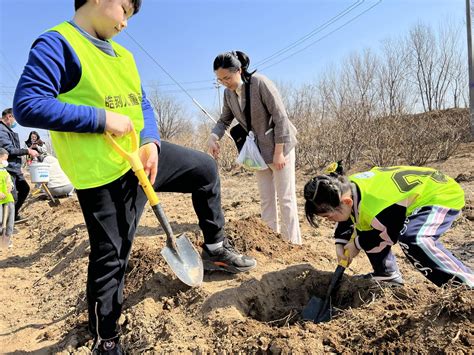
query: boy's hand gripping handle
[{"left": 104, "top": 129, "right": 159, "bottom": 206}]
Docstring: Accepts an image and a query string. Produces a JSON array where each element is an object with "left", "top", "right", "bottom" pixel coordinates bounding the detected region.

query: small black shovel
[{"left": 302, "top": 236, "right": 353, "bottom": 323}]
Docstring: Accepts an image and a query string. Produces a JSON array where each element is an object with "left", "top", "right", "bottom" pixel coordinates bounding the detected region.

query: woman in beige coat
[{"left": 208, "top": 51, "right": 301, "bottom": 245}]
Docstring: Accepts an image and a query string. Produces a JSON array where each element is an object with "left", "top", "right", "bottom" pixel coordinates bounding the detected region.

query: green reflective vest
[
  {"left": 50, "top": 22, "right": 144, "bottom": 189},
  {"left": 350, "top": 166, "right": 464, "bottom": 231},
  {"left": 0, "top": 169, "right": 14, "bottom": 204}
]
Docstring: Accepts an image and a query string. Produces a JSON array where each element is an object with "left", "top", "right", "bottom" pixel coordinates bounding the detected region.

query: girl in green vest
[
  {"left": 304, "top": 164, "right": 473, "bottom": 288},
  {"left": 0, "top": 148, "right": 15, "bottom": 248}
]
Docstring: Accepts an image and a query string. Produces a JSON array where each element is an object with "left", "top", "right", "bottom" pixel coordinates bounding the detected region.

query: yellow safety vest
[
  {"left": 50, "top": 22, "right": 144, "bottom": 189},
  {"left": 350, "top": 166, "right": 464, "bottom": 231},
  {"left": 0, "top": 169, "right": 14, "bottom": 204}
]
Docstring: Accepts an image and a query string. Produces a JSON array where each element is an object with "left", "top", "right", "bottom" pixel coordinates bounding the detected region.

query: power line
[
  {"left": 125, "top": 31, "right": 207, "bottom": 104},
  {"left": 0, "top": 50, "right": 19, "bottom": 83},
  {"left": 123, "top": 31, "right": 230, "bottom": 136},
  {"left": 259, "top": 0, "right": 382, "bottom": 72},
  {"left": 0, "top": 63, "right": 17, "bottom": 83},
  {"left": 142, "top": 79, "right": 214, "bottom": 88},
  {"left": 253, "top": 0, "right": 365, "bottom": 68},
  {"left": 159, "top": 86, "right": 215, "bottom": 94}
]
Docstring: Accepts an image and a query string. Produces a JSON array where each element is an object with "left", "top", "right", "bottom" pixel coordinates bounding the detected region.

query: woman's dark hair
[
  {"left": 25, "top": 131, "right": 44, "bottom": 148},
  {"left": 213, "top": 51, "right": 256, "bottom": 82},
  {"left": 303, "top": 174, "right": 351, "bottom": 228},
  {"left": 75, "top": 0, "right": 142, "bottom": 14}
]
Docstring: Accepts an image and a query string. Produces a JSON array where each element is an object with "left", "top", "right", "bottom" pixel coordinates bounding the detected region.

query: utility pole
[
  {"left": 215, "top": 80, "right": 222, "bottom": 113},
  {"left": 467, "top": 0, "right": 474, "bottom": 139}
]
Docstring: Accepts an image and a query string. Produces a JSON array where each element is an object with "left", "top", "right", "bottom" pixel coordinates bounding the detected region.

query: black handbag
[
  {"left": 230, "top": 78, "right": 252, "bottom": 152},
  {"left": 230, "top": 123, "right": 247, "bottom": 152}
]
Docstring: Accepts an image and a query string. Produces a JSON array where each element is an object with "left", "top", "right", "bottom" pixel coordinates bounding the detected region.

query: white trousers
[{"left": 255, "top": 149, "right": 302, "bottom": 245}]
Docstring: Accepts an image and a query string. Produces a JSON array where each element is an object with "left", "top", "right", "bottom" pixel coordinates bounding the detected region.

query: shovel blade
[
  {"left": 48, "top": 199, "right": 61, "bottom": 207},
  {"left": 302, "top": 296, "right": 323, "bottom": 321},
  {"left": 161, "top": 233, "right": 203, "bottom": 287},
  {"left": 302, "top": 265, "right": 347, "bottom": 323},
  {"left": 314, "top": 302, "right": 331, "bottom": 323},
  {"left": 301, "top": 296, "right": 332, "bottom": 323}
]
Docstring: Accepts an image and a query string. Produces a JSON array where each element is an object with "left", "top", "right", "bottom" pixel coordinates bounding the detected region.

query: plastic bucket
[{"left": 30, "top": 162, "right": 50, "bottom": 183}]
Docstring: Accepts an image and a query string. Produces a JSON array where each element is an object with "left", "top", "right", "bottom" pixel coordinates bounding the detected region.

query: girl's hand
[
  {"left": 0, "top": 192, "right": 6, "bottom": 200},
  {"left": 335, "top": 244, "right": 347, "bottom": 264},
  {"left": 207, "top": 135, "right": 220, "bottom": 159},
  {"left": 343, "top": 241, "right": 361, "bottom": 265},
  {"left": 139, "top": 143, "right": 158, "bottom": 185}
]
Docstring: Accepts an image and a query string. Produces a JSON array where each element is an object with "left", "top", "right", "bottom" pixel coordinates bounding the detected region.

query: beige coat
[{"left": 212, "top": 73, "right": 297, "bottom": 164}]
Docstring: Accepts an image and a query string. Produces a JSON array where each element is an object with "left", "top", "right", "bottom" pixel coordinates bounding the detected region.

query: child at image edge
[
  {"left": 0, "top": 148, "right": 15, "bottom": 249},
  {"left": 304, "top": 163, "right": 473, "bottom": 288}
]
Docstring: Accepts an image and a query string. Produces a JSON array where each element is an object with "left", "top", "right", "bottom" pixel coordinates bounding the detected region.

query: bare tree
[
  {"left": 451, "top": 56, "right": 468, "bottom": 108},
  {"left": 408, "top": 22, "right": 463, "bottom": 111},
  {"left": 347, "top": 49, "right": 379, "bottom": 118},
  {"left": 146, "top": 85, "right": 191, "bottom": 140},
  {"left": 377, "top": 37, "right": 413, "bottom": 116}
]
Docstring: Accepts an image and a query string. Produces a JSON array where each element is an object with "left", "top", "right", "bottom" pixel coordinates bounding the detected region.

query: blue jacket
[
  {"left": 0, "top": 122, "right": 29, "bottom": 176},
  {"left": 13, "top": 28, "right": 160, "bottom": 148}
]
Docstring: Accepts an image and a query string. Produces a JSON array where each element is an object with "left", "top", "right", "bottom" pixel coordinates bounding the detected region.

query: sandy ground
[{"left": 0, "top": 143, "right": 472, "bottom": 354}]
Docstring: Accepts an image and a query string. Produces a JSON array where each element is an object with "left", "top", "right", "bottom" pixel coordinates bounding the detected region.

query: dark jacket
[{"left": 0, "top": 122, "right": 28, "bottom": 176}]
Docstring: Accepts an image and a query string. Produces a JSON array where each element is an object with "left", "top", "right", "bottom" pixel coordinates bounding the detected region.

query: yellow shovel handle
[
  {"left": 104, "top": 130, "right": 159, "bottom": 207},
  {"left": 339, "top": 229, "right": 356, "bottom": 268}
]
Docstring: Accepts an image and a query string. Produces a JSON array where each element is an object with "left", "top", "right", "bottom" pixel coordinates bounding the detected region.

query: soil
[{"left": 0, "top": 143, "right": 473, "bottom": 354}]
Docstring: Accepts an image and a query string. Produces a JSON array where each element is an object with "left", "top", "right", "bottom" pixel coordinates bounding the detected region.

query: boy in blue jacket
[{"left": 13, "top": 1, "right": 256, "bottom": 353}]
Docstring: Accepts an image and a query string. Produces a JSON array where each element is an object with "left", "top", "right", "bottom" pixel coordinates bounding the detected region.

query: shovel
[
  {"left": 105, "top": 129, "right": 203, "bottom": 287},
  {"left": 302, "top": 233, "right": 355, "bottom": 323}
]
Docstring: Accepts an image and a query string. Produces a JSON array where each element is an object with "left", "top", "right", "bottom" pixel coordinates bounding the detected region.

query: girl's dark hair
[
  {"left": 303, "top": 174, "right": 351, "bottom": 228},
  {"left": 75, "top": 0, "right": 142, "bottom": 14},
  {"left": 213, "top": 50, "right": 256, "bottom": 82}
]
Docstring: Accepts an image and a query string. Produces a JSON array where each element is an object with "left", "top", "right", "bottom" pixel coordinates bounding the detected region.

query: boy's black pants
[
  {"left": 76, "top": 141, "right": 225, "bottom": 339},
  {"left": 11, "top": 173, "right": 30, "bottom": 218}
]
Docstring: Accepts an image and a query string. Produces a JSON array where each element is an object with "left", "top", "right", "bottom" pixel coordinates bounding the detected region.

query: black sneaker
[
  {"left": 354, "top": 272, "right": 404, "bottom": 286},
  {"left": 92, "top": 337, "right": 123, "bottom": 355},
  {"left": 14, "top": 215, "right": 29, "bottom": 224},
  {"left": 202, "top": 238, "right": 257, "bottom": 273}
]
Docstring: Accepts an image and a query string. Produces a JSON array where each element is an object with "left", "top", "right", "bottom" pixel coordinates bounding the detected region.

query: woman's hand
[
  {"left": 139, "top": 143, "right": 158, "bottom": 185},
  {"left": 273, "top": 152, "right": 287, "bottom": 170},
  {"left": 0, "top": 192, "right": 5, "bottom": 200},
  {"left": 208, "top": 135, "right": 220, "bottom": 159},
  {"left": 27, "top": 148, "right": 39, "bottom": 158},
  {"left": 273, "top": 143, "right": 286, "bottom": 170}
]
